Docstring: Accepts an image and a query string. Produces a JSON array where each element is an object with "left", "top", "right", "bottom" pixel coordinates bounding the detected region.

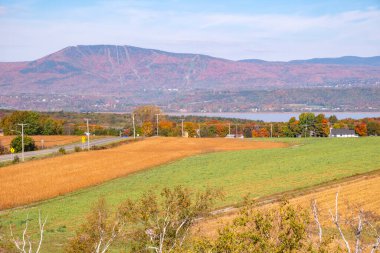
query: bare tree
[
  {"left": 118, "top": 186, "right": 223, "bottom": 253},
  {"left": 94, "top": 211, "right": 121, "bottom": 253},
  {"left": 65, "top": 198, "right": 122, "bottom": 253},
  {"left": 311, "top": 199, "right": 323, "bottom": 244},
  {"left": 329, "top": 191, "right": 352, "bottom": 253},
  {"left": 9, "top": 211, "right": 47, "bottom": 253},
  {"left": 368, "top": 222, "right": 380, "bottom": 253}
]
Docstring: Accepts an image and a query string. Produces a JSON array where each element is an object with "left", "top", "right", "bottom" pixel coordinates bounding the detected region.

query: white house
[{"left": 329, "top": 128, "right": 358, "bottom": 138}]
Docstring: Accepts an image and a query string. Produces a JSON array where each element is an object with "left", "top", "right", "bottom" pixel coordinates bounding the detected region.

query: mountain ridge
[{"left": 1, "top": 45, "right": 380, "bottom": 112}]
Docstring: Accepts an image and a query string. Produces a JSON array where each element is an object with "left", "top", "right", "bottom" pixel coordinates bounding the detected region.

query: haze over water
[{"left": 169, "top": 112, "right": 380, "bottom": 122}]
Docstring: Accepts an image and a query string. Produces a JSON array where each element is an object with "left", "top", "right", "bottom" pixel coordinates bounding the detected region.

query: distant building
[
  {"left": 330, "top": 128, "right": 358, "bottom": 138},
  {"left": 225, "top": 134, "right": 244, "bottom": 139}
]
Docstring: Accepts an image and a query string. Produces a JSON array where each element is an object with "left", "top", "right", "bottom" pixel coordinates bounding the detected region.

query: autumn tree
[
  {"left": 133, "top": 106, "right": 162, "bottom": 126},
  {"left": 355, "top": 122, "right": 367, "bottom": 136},
  {"left": 118, "top": 186, "right": 223, "bottom": 253},
  {"left": 284, "top": 117, "right": 301, "bottom": 137},
  {"left": 65, "top": 198, "right": 121, "bottom": 253},
  {"left": 142, "top": 122, "right": 154, "bottom": 137},
  {"left": 215, "top": 123, "right": 228, "bottom": 137},
  {"left": 184, "top": 122, "right": 197, "bottom": 138},
  {"left": 314, "top": 114, "right": 330, "bottom": 137},
  {"left": 191, "top": 201, "right": 334, "bottom": 253},
  {"left": 158, "top": 121, "right": 177, "bottom": 137}
]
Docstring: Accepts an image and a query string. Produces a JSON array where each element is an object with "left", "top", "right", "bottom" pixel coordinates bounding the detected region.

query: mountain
[
  {"left": 0, "top": 45, "right": 380, "bottom": 112},
  {"left": 288, "top": 56, "right": 380, "bottom": 66},
  {"left": 240, "top": 56, "right": 380, "bottom": 66},
  {"left": 1, "top": 45, "right": 380, "bottom": 96}
]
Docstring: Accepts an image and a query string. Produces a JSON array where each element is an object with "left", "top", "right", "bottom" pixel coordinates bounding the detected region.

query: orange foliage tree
[
  {"left": 142, "top": 122, "right": 154, "bottom": 136},
  {"left": 355, "top": 122, "right": 367, "bottom": 136}
]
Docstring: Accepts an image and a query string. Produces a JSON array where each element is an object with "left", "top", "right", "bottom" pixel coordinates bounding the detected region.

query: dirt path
[{"left": 0, "top": 137, "right": 285, "bottom": 210}]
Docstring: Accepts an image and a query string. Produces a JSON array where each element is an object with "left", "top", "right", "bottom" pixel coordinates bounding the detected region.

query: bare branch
[
  {"left": 311, "top": 199, "right": 323, "bottom": 244},
  {"left": 9, "top": 212, "right": 47, "bottom": 253},
  {"left": 329, "top": 191, "right": 351, "bottom": 253},
  {"left": 354, "top": 210, "right": 363, "bottom": 253},
  {"left": 369, "top": 223, "right": 380, "bottom": 253}
]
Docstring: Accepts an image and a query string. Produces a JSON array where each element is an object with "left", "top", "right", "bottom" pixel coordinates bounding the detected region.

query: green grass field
[{"left": 1, "top": 137, "right": 379, "bottom": 252}]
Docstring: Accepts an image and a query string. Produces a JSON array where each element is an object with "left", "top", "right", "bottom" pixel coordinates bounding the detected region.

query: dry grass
[
  {"left": 195, "top": 172, "right": 380, "bottom": 238},
  {"left": 0, "top": 135, "right": 89, "bottom": 148},
  {"left": 0, "top": 137, "right": 285, "bottom": 210}
]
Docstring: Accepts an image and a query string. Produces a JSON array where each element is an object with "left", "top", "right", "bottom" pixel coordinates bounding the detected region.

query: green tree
[
  {"left": 299, "top": 113, "right": 315, "bottom": 137},
  {"left": 0, "top": 111, "right": 42, "bottom": 135},
  {"left": 284, "top": 117, "right": 301, "bottom": 137},
  {"left": 328, "top": 115, "right": 338, "bottom": 124},
  {"left": 314, "top": 114, "right": 329, "bottom": 137},
  {"left": 367, "top": 121, "right": 380, "bottom": 136},
  {"left": 10, "top": 135, "right": 36, "bottom": 152}
]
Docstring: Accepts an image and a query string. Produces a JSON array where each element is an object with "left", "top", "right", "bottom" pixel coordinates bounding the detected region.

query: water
[{"left": 168, "top": 112, "right": 380, "bottom": 122}]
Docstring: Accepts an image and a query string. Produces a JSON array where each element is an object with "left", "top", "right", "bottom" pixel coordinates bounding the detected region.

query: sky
[{"left": 0, "top": 0, "right": 379, "bottom": 62}]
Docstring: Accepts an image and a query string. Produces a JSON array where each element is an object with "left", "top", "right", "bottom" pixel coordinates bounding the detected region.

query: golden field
[
  {"left": 0, "top": 137, "right": 285, "bottom": 210},
  {"left": 195, "top": 171, "right": 380, "bottom": 238},
  {"left": 0, "top": 135, "right": 84, "bottom": 148}
]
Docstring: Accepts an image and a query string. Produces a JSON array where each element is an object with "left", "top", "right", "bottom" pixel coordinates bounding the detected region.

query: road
[{"left": 0, "top": 136, "right": 128, "bottom": 162}]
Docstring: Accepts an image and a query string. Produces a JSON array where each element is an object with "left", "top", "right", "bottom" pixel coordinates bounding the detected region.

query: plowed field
[{"left": 0, "top": 137, "right": 285, "bottom": 209}]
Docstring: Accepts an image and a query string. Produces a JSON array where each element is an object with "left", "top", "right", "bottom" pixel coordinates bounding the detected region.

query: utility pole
[
  {"left": 235, "top": 124, "right": 238, "bottom": 137},
  {"left": 270, "top": 123, "right": 273, "bottom": 138},
  {"left": 17, "top": 123, "right": 27, "bottom": 162},
  {"left": 198, "top": 123, "right": 201, "bottom": 138},
  {"left": 155, "top": 114, "right": 160, "bottom": 136},
  {"left": 132, "top": 113, "right": 136, "bottom": 139},
  {"left": 84, "top": 118, "right": 90, "bottom": 150},
  {"left": 181, "top": 118, "right": 184, "bottom": 137},
  {"left": 41, "top": 139, "right": 44, "bottom": 149},
  {"left": 228, "top": 123, "right": 231, "bottom": 135}
]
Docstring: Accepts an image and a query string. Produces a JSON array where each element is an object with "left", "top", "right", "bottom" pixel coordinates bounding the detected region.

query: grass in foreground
[{"left": 1, "top": 137, "right": 379, "bottom": 252}]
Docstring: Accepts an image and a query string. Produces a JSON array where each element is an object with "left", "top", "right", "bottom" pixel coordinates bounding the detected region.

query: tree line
[
  {"left": 125, "top": 106, "right": 380, "bottom": 138},
  {"left": 1, "top": 108, "right": 379, "bottom": 140}
]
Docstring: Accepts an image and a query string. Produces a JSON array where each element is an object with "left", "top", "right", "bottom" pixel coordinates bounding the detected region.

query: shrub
[
  {"left": 12, "top": 155, "right": 20, "bottom": 164},
  {"left": 0, "top": 142, "right": 8, "bottom": 155},
  {"left": 74, "top": 146, "right": 81, "bottom": 152},
  {"left": 90, "top": 145, "right": 106, "bottom": 150},
  {"left": 58, "top": 147, "right": 66, "bottom": 155},
  {"left": 10, "top": 135, "right": 36, "bottom": 153}
]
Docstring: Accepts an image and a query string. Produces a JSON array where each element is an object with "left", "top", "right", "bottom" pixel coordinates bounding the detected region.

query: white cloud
[{"left": 0, "top": 3, "right": 379, "bottom": 61}]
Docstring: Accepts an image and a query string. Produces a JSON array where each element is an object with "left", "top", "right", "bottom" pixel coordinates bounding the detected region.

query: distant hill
[
  {"left": 0, "top": 45, "right": 380, "bottom": 112},
  {"left": 1, "top": 45, "right": 380, "bottom": 96},
  {"left": 289, "top": 56, "right": 380, "bottom": 66}
]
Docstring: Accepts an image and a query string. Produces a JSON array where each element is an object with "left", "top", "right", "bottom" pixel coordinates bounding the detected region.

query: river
[{"left": 167, "top": 112, "right": 380, "bottom": 122}]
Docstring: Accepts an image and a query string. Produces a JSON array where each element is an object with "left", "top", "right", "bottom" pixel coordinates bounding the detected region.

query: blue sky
[{"left": 0, "top": 0, "right": 379, "bottom": 61}]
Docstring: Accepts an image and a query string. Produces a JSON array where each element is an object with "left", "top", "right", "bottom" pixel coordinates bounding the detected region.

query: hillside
[{"left": 1, "top": 45, "right": 380, "bottom": 112}]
